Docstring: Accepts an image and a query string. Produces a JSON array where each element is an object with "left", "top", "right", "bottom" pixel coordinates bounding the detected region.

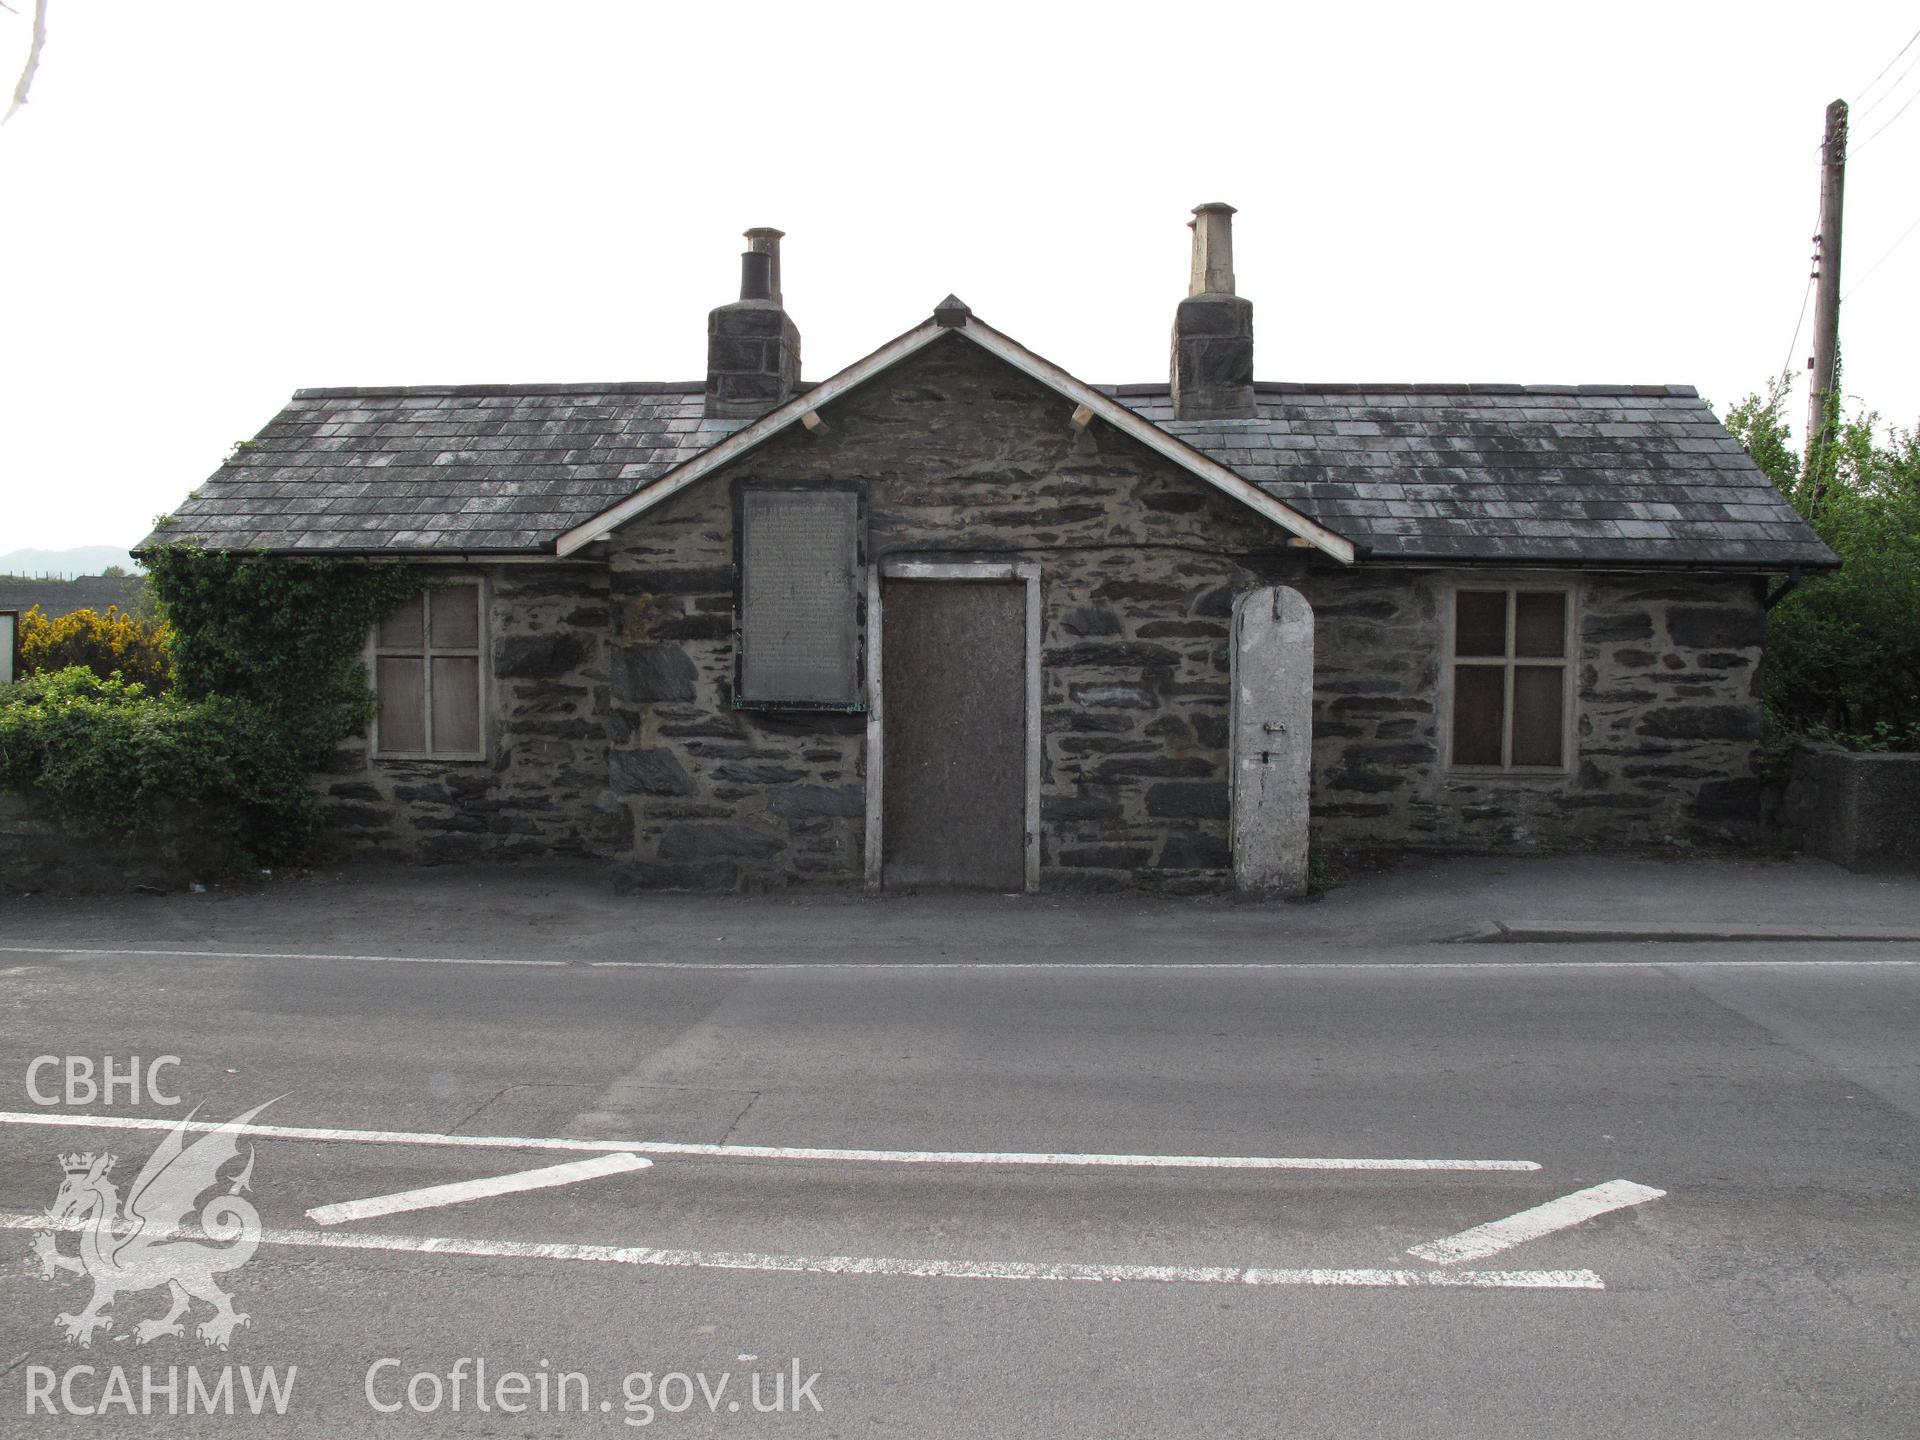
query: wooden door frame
[{"left": 864, "top": 559, "right": 1042, "bottom": 895}]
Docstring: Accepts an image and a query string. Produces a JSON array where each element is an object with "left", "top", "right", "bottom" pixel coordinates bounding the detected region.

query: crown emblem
[{"left": 59, "top": 1153, "right": 111, "bottom": 1176}]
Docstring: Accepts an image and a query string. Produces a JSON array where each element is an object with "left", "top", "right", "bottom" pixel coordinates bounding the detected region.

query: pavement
[
  {"left": 6, "top": 850, "right": 1920, "bottom": 962},
  {"left": 0, "top": 855, "right": 1913, "bottom": 1437}
]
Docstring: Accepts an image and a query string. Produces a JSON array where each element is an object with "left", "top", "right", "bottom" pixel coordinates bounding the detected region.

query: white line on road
[
  {"left": 1, "top": 944, "right": 1913, "bottom": 971},
  {"left": 0, "top": 945, "right": 566, "bottom": 968},
  {"left": 1407, "top": 1179, "right": 1666, "bottom": 1265},
  {"left": 306, "top": 1152, "right": 652, "bottom": 1227},
  {"left": 588, "top": 957, "right": 1920, "bottom": 970},
  {"left": 0, "top": 1213, "right": 1603, "bottom": 1290},
  {"left": 0, "top": 1109, "right": 1540, "bottom": 1173}
]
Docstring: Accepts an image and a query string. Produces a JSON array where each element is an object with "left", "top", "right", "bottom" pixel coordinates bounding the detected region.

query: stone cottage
[{"left": 138, "top": 207, "right": 1838, "bottom": 892}]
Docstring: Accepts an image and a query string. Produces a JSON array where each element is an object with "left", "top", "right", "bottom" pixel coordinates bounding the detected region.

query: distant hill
[{"left": 0, "top": 546, "right": 137, "bottom": 579}]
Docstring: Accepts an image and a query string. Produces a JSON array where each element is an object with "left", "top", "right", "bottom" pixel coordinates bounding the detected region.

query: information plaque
[{"left": 738, "top": 490, "right": 860, "bottom": 706}]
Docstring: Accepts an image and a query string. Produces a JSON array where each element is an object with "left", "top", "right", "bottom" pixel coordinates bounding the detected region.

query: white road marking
[
  {"left": 0, "top": 945, "right": 564, "bottom": 968},
  {"left": 306, "top": 1152, "right": 651, "bottom": 1227},
  {"left": 588, "top": 957, "right": 1920, "bottom": 970},
  {"left": 1407, "top": 1179, "right": 1666, "bottom": 1265},
  {"left": 0, "top": 1213, "right": 1602, "bottom": 1290},
  {"left": 0, "top": 944, "right": 1913, "bottom": 971},
  {"left": 0, "top": 1109, "right": 1537, "bottom": 1172}
]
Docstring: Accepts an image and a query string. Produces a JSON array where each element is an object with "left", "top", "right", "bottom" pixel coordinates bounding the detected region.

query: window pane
[
  {"left": 376, "top": 657, "right": 426, "bottom": 752},
  {"left": 1451, "top": 665, "right": 1505, "bottom": 766},
  {"left": 430, "top": 584, "right": 480, "bottom": 649},
  {"left": 1514, "top": 592, "right": 1567, "bottom": 658},
  {"left": 431, "top": 656, "right": 481, "bottom": 754},
  {"left": 1454, "top": 591, "right": 1507, "bottom": 657},
  {"left": 1512, "top": 665, "right": 1565, "bottom": 767},
  {"left": 377, "top": 595, "right": 423, "bottom": 650},
  {"left": 739, "top": 489, "right": 860, "bottom": 706}
]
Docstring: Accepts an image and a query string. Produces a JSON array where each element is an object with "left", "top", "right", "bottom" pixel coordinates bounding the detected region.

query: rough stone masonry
[{"left": 312, "top": 336, "right": 1771, "bottom": 891}]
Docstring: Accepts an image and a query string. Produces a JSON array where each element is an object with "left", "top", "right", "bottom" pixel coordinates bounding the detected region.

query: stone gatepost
[{"left": 1230, "top": 585, "right": 1314, "bottom": 894}]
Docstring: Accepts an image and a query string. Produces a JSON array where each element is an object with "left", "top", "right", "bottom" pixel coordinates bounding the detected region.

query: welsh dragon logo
[{"left": 31, "top": 1102, "right": 272, "bottom": 1350}]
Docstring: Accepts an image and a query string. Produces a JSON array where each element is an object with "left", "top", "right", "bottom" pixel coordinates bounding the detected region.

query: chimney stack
[
  {"left": 1170, "top": 203, "right": 1255, "bottom": 420},
  {"left": 705, "top": 227, "right": 801, "bottom": 420},
  {"left": 745, "top": 226, "right": 784, "bottom": 305}
]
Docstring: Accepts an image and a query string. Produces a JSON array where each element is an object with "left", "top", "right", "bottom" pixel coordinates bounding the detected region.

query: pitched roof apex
[{"left": 553, "top": 306, "right": 1356, "bottom": 563}]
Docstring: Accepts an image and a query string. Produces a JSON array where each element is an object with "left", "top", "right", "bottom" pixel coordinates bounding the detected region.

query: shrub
[
  {"left": 0, "top": 667, "right": 315, "bottom": 864},
  {"left": 17, "top": 604, "right": 173, "bottom": 691},
  {"left": 2, "top": 552, "right": 427, "bottom": 872}
]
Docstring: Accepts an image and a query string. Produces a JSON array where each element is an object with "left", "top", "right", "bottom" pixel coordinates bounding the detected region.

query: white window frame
[
  {"left": 1441, "top": 582, "right": 1576, "bottom": 776},
  {"left": 369, "top": 580, "right": 489, "bottom": 762}
]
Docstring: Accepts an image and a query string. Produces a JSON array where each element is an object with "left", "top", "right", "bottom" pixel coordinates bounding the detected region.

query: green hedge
[{"left": 0, "top": 668, "right": 313, "bottom": 863}]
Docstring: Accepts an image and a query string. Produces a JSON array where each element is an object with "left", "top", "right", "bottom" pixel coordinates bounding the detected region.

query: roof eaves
[
  {"left": 292, "top": 381, "right": 711, "bottom": 400},
  {"left": 1105, "top": 381, "right": 1703, "bottom": 399}
]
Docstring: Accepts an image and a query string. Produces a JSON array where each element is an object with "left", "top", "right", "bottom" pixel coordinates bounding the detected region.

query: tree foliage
[
  {"left": 1724, "top": 380, "right": 1920, "bottom": 749},
  {"left": 17, "top": 604, "right": 174, "bottom": 691}
]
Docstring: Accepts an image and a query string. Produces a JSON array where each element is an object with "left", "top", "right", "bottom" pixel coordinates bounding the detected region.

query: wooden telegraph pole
[{"left": 1806, "top": 98, "right": 1848, "bottom": 458}]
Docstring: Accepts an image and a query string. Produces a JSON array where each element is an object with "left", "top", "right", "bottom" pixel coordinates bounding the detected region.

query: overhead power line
[
  {"left": 1857, "top": 50, "right": 1920, "bottom": 120},
  {"left": 1777, "top": 274, "right": 1815, "bottom": 391},
  {"left": 1853, "top": 84, "right": 1920, "bottom": 155},
  {"left": 1855, "top": 25, "right": 1920, "bottom": 106},
  {"left": 1842, "top": 209, "right": 1920, "bottom": 301}
]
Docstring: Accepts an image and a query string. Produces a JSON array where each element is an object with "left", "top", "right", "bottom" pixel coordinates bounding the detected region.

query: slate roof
[
  {"left": 142, "top": 384, "right": 744, "bottom": 554},
  {"left": 1111, "top": 383, "right": 1835, "bottom": 569},
  {"left": 141, "top": 370, "right": 1835, "bottom": 571}
]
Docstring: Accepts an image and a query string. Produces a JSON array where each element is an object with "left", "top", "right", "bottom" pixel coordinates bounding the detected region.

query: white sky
[{"left": 2, "top": 1, "right": 1917, "bottom": 554}]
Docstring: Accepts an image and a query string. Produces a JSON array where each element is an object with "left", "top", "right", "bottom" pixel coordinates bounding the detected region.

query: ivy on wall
[{"left": 144, "top": 547, "right": 427, "bottom": 766}]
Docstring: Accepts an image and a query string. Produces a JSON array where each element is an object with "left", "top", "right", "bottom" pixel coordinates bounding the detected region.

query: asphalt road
[{"left": 0, "top": 862, "right": 1915, "bottom": 1437}]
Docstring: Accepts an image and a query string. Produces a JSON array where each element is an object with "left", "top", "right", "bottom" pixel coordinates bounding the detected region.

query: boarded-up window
[
  {"left": 1449, "top": 588, "right": 1571, "bottom": 770},
  {"left": 737, "top": 489, "right": 862, "bottom": 708},
  {"left": 374, "top": 584, "right": 484, "bottom": 757}
]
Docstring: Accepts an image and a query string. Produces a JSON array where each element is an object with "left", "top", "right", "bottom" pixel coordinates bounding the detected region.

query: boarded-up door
[{"left": 882, "top": 580, "right": 1026, "bottom": 890}]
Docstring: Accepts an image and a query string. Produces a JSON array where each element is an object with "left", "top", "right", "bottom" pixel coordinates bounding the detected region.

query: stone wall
[
  {"left": 318, "top": 564, "right": 622, "bottom": 862},
  {"left": 299, "top": 338, "right": 1775, "bottom": 887},
  {"left": 0, "top": 788, "right": 230, "bottom": 892},
  {"left": 1300, "top": 569, "right": 1769, "bottom": 853},
  {"left": 604, "top": 334, "right": 1773, "bottom": 890},
  {"left": 1782, "top": 744, "right": 1920, "bottom": 872},
  {"left": 608, "top": 333, "right": 1288, "bottom": 891}
]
